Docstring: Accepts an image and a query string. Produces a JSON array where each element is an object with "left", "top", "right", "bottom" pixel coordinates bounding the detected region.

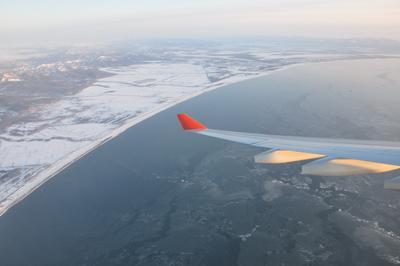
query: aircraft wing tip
[{"left": 177, "top": 113, "right": 207, "bottom": 131}]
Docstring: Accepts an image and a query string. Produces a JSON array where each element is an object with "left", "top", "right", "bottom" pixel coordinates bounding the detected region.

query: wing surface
[{"left": 177, "top": 113, "right": 400, "bottom": 190}]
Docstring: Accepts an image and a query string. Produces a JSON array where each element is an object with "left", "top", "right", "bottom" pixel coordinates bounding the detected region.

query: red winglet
[{"left": 177, "top": 113, "right": 207, "bottom": 131}]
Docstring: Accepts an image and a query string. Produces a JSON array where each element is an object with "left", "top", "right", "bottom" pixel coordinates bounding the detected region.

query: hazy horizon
[{"left": 2, "top": 0, "right": 400, "bottom": 46}]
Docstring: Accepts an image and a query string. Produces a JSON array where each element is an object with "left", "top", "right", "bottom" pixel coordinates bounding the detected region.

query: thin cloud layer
[{"left": 1, "top": 0, "right": 399, "bottom": 45}]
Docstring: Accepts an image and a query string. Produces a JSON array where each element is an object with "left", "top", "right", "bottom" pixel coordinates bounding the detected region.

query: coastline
[
  {"left": 0, "top": 64, "right": 300, "bottom": 217},
  {"left": 2, "top": 52, "right": 400, "bottom": 266}
]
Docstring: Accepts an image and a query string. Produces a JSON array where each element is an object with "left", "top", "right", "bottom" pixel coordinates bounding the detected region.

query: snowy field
[
  {"left": 0, "top": 61, "right": 282, "bottom": 215},
  {"left": 0, "top": 46, "right": 379, "bottom": 217}
]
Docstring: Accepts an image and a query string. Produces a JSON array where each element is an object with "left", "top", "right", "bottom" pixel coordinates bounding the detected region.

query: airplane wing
[{"left": 177, "top": 113, "right": 400, "bottom": 190}]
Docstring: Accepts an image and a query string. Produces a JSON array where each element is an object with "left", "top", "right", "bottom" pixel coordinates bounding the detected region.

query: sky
[{"left": 1, "top": 0, "right": 400, "bottom": 45}]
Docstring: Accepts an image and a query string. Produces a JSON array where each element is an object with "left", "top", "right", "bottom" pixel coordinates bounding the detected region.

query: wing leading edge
[{"left": 177, "top": 113, "right": 400, "bottom": 190}]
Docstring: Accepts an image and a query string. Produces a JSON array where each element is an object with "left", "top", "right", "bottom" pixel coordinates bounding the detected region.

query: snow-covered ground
[
  {"left": 0, "top": 61, "right": 286, "bottom": 216},
  {"left": 0, "top": 48, "right": 381, "bottom": 216}
]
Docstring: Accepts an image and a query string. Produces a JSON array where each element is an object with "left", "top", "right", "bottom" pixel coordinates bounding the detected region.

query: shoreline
[
  {"left": 0, "top": 66, "right": 294, "bottom": 216},
  {"left": 0, "top": 56, "right": 396, "bottom": 217},
  {"left": 0, "top": 62, "right": 310, "bottom": 217}
]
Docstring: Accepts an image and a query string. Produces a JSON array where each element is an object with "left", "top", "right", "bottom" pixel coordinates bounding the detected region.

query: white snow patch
[{"left": 0, "top": 62, "right": 285, "bottom": 216}]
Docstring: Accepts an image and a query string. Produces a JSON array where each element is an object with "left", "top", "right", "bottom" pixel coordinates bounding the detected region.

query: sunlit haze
[{"left": 2, "top": 0, "right": 400, "bottom": 45}]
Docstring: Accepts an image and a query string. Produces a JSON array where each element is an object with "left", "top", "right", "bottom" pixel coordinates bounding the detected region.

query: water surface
[{"left": 1, "top": 59, "right": 400, "bottom": 265}]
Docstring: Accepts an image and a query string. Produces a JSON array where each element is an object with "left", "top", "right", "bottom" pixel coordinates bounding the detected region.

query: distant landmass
[{"left": 0, "top": 38, "right": 399, "bottom": 217}]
